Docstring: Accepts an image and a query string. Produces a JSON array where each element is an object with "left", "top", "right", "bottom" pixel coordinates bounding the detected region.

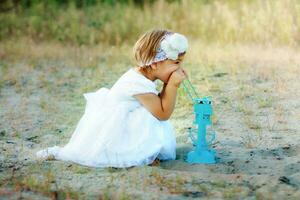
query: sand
[{"left": 1, "top": 44, "right": 300, "bottom": 199}]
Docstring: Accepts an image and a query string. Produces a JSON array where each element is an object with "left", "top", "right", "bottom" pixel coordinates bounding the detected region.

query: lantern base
[{"left": 186, "top": 149, "right": 216, "bottom": 164}]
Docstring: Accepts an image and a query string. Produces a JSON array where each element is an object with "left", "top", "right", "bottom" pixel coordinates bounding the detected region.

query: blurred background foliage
[{"left": 0, "top": 0, "right": 300, "bottom": 46}]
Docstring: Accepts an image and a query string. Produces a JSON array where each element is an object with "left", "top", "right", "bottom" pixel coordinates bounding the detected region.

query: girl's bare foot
[{"left": 149, "top": 158, "right": 161, "bottom": 166}]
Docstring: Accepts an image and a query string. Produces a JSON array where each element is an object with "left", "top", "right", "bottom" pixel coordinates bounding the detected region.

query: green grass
[{"left": 1, "top": 0, "right": 300, "bottom": 46}]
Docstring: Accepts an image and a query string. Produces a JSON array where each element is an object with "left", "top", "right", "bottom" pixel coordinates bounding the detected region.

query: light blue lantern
[{"left": 181, "top": 79, "right": 217, "bottom": 164}]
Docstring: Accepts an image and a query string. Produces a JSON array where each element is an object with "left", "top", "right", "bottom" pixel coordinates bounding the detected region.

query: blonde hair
[{"left": 133, "top": 29, "right": 173, "bottom": 68}]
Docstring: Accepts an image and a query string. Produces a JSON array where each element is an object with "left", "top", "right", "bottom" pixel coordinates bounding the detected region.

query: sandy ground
[{"left": 0, "top": 43, "right": 300, "bottom": 199}]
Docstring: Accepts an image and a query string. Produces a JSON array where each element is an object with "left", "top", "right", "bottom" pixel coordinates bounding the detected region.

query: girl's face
[{"left": 154, "top": 54, "right": 185, "bottom": 83}]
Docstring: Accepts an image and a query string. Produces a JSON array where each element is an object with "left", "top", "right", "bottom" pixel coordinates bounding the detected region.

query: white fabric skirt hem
[{"left": 36, "top": 145, "right": 176, "bottom": 168}]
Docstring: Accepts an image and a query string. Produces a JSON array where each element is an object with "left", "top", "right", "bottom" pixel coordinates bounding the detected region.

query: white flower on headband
[
  {"left": 141, "top": 32, "right": 188, "bottom": 66},
  {"left": 160, "top": 33, "right": 188, "bottom": 60}
]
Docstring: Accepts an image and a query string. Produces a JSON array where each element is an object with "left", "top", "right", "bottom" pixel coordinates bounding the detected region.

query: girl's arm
[
  {"left": 158, "top": 83, "right": 167, "bottom": 98},
  {"left": 134, "top": 84, "right": 179, "bottom": 120},
  {"left": 134, "top": 68, "right": 186, "bottom": 121}
]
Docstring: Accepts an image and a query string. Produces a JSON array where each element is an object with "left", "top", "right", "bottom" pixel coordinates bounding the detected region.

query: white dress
[{"left": 36, "top": 67, "right": 176, "bottom": 168}]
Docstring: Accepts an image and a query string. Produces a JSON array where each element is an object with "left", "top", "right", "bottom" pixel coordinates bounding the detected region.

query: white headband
[{"left": 142, "top": 32, "right": 188, "bottom": 67}]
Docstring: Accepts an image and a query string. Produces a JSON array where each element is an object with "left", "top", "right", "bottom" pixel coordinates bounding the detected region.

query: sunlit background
[{"left": 1, "top": 0, "right": 300, "bottom": 199}]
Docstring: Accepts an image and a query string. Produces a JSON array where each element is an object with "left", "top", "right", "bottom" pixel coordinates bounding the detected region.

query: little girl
[{"left": 36, "top": 29, "right": 189, "bottom": 168}]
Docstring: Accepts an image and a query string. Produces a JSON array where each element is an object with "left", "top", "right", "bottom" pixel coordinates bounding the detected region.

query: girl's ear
[{"left": 150, "top": 63, "right": 158, "bottom": 70}]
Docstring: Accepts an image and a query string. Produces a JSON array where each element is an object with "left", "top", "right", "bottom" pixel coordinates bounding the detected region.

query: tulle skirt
[{"left": 36, "top": 87, "right": 176, "bottom": 168}]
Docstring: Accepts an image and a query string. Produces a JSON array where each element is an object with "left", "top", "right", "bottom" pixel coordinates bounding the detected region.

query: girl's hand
[{"left": 168, "top": 67, "right": 187, "bottom": 88}]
